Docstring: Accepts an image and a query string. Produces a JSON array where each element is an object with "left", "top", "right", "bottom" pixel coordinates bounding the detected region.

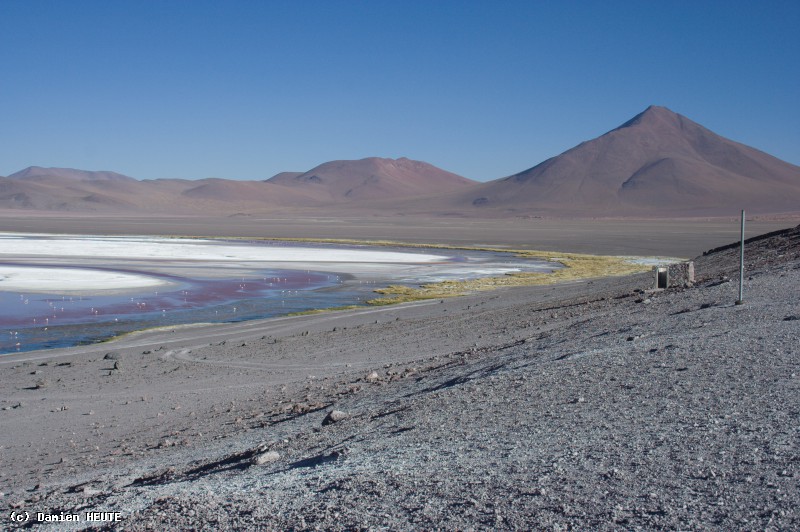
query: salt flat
[
  {"left": 0, "top": 265, "right": 168, "bottom": 292},
  {"left": 0, "top": 233, "right": 448, "bottom": 265},
  {"left": 0, "top": 233, "right": 553, "bottom": 292}
]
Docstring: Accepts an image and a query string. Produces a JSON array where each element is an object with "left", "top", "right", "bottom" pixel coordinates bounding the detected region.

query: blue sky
[{"left": 1, "top": 1, "right": 798, "bottom": 181}]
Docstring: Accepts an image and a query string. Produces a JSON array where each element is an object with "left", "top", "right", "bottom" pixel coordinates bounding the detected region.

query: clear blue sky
[{"left": 1, "top": 1, "right": 798, "bottom": 181}]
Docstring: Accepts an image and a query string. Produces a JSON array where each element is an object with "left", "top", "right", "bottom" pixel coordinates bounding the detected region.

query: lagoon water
[{"left": 0, "top": 234, "right": 555, "bottom": 354}]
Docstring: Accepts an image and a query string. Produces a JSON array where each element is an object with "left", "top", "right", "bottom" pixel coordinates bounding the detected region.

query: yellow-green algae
[{"left": 287, "top": 305, "right": 361, "bottom": 317}]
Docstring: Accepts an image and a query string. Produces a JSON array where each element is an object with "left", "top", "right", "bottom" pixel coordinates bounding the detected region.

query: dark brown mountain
[
  {"left": 266, "top": 157, "right": 477, "bottom": 201},
  {"left": 459, "top": 106, "right": 800, "bottom": 216}
]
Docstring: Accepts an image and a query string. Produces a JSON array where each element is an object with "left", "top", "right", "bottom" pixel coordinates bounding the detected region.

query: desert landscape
[
  {"left": 1, "top": 102, "right": 799, "bottom": 531},
  {"left": 2, "top": 3, "right": 800, "bottom": 528},
  {"left": 1, "top": 104, "right": 800, "bottom": 532}
]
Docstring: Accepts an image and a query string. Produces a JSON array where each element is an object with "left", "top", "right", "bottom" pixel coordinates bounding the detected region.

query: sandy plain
[
  {"left": 1, "top": 211, "right": 797, "bottom": 257},
  {"left": 0, "top": 214, "right": 798, "bottom": 530}
]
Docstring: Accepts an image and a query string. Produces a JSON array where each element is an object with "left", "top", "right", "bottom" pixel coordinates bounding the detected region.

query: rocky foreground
[{"left": 2, "top": 226, "right": 798, "bottom": 530}]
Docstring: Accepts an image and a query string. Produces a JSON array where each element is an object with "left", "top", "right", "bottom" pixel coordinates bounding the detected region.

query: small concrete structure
[{"left": 654, "top": 260, "right": 694, "bottom": 289}]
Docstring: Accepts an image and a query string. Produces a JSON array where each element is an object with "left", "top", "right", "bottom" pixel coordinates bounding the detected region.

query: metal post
[{"left": 736, "top": 209, "right": 745, "bottom": 305}]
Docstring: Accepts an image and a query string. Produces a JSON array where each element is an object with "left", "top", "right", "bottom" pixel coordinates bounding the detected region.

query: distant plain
[{"left": 1, "top": 210, "right": 796, "bottom": 258}]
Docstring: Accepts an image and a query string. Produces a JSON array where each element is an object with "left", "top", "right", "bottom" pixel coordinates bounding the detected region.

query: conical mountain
[{"left": 465, "top": 106, "right": 800, "bottom": 216}]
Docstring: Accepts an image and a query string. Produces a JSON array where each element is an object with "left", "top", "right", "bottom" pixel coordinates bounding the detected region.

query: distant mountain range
[
  {"left": 2, "top": 106, "right": 798, "bottom": 217},
  {"left": 0, "top": 158, "right": 476, "bottom": 214}
]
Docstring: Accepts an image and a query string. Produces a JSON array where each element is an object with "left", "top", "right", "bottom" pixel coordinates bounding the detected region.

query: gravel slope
[{"left": 2, "top": 226, "right": 798, "bottom": 530}]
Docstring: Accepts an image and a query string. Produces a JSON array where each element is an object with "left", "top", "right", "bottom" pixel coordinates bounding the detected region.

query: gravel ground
[{"left": 2, "top": 226, "right": 798, "bottom": 530}]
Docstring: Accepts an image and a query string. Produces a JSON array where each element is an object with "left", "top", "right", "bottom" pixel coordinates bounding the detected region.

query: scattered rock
[
  {"left": 365, "top": 371, "right": 380, "bottom": 383},
  {"left": 783, "top": 315, "right": 799, "bottom": 321},
  {"left": 289, "top": 402, "right": 325, "bottom": 414},
  {"left": 113, "top": 360, "right": 122, "bottom": 371},
  {"left": 251, "top": 450, "right": 280, "bottom": 465},
  {"left": 104, "top": 352, "right": 120, "bottom": 360},
  {"left": 322, "top": 410, "right": 348, "bottom": 425}
]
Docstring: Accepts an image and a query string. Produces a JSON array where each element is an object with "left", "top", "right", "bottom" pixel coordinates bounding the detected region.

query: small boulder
[
  {"left": 365, "top": 371, "right": 380, "bottom": 383},
  {"left": 251, "top": 450, "right": 280, "bottom": 465},
  {"left": 322, "top": 410, "right": 348, "bottom": 426}
]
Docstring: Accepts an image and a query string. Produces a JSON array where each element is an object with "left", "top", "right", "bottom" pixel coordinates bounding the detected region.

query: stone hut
[{"left": 654, "top": 261, "right": 695, "bottom": 289}]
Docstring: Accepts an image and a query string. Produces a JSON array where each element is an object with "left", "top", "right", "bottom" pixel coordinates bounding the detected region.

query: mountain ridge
[
  {"left": 0, "top": 157, "right": 477, "bottom": 213},
  {"left": 3, "top": 107, "right": 798, "bottom": 217}
]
